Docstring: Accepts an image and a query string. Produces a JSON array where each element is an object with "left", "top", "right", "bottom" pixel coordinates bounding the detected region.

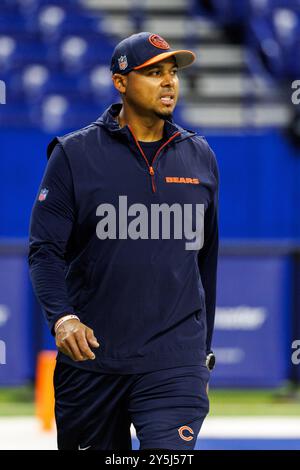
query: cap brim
[{"left": 133, "top": 50, "right": 196, "bottom": 71}]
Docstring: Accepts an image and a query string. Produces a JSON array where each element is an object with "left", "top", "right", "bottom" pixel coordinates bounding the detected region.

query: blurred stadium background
[{"left": 1, "top": 0, "right": 300, "bottom": 450}]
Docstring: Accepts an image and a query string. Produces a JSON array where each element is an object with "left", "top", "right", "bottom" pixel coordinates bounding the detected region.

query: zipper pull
[{"left": 149, "top": 166, "right": 156, "bottom": 192}]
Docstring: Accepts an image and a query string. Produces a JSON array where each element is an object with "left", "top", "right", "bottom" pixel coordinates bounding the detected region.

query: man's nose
[{"left": 161, "top": 72, "right": 175, "bottom": 87}]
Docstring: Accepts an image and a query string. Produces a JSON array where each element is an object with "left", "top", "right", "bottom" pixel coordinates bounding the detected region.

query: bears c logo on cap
[{"left": 149, "top": 34, "right": 170, "bottom": 50}]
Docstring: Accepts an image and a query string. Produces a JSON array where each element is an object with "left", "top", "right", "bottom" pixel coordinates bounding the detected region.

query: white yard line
[
  {"left": 0, "top": 417, "right": 299, "bottom": 450},
  {"left": 0, "top": 417, "right": 57, "bottom": 450}
]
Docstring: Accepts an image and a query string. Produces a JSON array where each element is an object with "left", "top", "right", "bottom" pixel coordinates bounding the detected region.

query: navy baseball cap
[{"left": 110, "top": 32, "right": 196, "bottom": 75}]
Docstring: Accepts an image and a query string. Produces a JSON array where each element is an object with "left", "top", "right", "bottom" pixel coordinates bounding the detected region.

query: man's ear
[{"left": 112, "top": 73, "right": 127, "bottom": 94}]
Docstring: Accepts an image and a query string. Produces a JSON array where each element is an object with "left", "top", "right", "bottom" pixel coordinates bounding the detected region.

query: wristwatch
[{"left": 206, "top": 352, "right": 216, "bottom": 371}]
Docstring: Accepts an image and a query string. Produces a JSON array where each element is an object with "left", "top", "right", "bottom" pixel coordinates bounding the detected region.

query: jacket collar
[{"left": 93, "top": 103, "right": 196, "bottom": 142}]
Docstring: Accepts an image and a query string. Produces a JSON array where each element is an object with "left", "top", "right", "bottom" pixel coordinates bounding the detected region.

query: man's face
[{"left": 121, "top": 57, "right": 179, "bottom": 119}]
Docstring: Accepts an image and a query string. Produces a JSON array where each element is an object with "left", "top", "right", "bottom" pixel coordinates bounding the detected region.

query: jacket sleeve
[
  {"left": 28, "top": 143, "right": 76, "bottom": 334},
  {"left": 198, "top": 144, "right": 219, "bottom": 354}
]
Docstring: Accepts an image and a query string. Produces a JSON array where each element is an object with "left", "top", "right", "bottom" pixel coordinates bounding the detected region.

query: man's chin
[{"left": 154, "top": 110, "right": 174, "bottom": 121}]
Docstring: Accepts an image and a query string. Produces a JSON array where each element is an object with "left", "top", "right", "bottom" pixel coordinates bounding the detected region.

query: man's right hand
[{"left": 55, "top": 319, "right": 100, "bottom": 362}]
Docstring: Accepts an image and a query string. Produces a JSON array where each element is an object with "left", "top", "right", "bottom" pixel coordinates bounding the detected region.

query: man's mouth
[{"left": 160, "top": 94, "right": 175, "bottom": 105}]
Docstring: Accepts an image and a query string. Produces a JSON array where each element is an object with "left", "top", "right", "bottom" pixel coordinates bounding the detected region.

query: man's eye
[{"left": 148, "top": 69, "right": 178, "bottom": 76}]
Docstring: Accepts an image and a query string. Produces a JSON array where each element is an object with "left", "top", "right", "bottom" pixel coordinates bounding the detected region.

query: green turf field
[
  {"left": 0, "top": 385, "right": 35, "bottom": 416},
  {"left": 209, "top": 388, "right": 300, "bottom": 416},
  {"left": 1, "top": 385, "right": 300, "bottom": 417}
]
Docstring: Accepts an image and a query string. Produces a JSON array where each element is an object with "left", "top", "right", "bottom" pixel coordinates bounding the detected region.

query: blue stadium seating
[
  {"left": 0, "top": 0, "right": 116, "bottom": 117},
  {"left": 1, "top": 0, "right": 300, "bottom": 130},
  {"left": 247, "top": 6, "right": 300, "bottom": 79},
  {"left": 204, "top": 0, "right": 300, "bottom": 80}
]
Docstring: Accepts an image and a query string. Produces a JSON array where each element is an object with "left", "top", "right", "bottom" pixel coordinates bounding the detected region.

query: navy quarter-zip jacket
[{"left": 28, "top": 103, "right": 219, "bottom": 374}]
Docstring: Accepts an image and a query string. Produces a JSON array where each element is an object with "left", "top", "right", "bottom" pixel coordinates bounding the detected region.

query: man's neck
[{"left": 117, "top": 106, "right": 165, "bottom": 142}]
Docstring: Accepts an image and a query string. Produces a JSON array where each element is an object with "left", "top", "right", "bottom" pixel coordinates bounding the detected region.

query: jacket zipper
[{"left": 128, "top": 125, "right": 181, "bottom": 193}]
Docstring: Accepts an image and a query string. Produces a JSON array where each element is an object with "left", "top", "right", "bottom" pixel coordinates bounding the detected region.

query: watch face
[{"left": 206, "top": 354, "right": 216, "bottom": 371}]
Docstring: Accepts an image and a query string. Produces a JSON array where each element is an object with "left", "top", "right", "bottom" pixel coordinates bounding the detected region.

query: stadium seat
[
  {"left": 210, "top": 0, "right": 251, "bottom": 24},
  {"left": 7, "top": 64, "right": 49, "bottom": 103},
  {"left": 83, "top": 65, "right": 115, "bottom": 103},
  {"left": 16, "top": 0, "right": 83, "bottom": 10},
  {"left": 33, "top": 94, "right": 105, "bottom": 131},
  {"left": 55, "top": 35, "right": 114, "bottom": 73},
  {"left": 36, "top": 4, "right": 104, "bottom": 40},
  {"left": 0, "top": 36, "right": 17, "bottom": 72},
  {"left": 22, "top": 64, "right": 50, "bottom": 101},
  {"left": 272, "top": 8, "right": 300, "bottom": 46},
  {"left": 0, "top": 34, "right": 50, "bottom": 70}
]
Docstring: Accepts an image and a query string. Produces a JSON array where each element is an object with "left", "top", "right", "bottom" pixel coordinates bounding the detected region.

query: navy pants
[{"left": 54, "top": 361, "right": 210, "bottom": 450}]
